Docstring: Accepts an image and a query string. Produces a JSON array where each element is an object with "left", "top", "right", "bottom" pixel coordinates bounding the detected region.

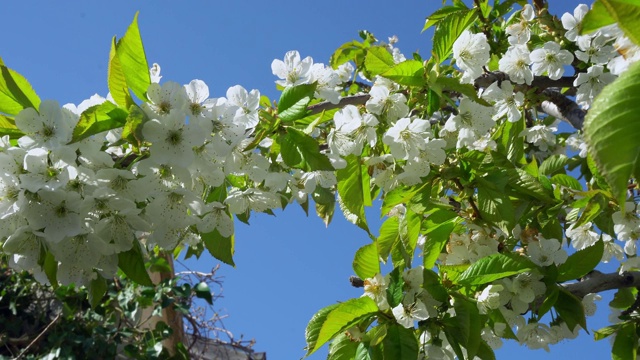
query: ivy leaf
[
  {"left": 382, "top": 325, "right": 419, "bottom": 360},
  {"left": 457, "top": 253, "right": 535, "bottom": 285},
  {"left": 71, "top": 102, "right": 128, "bottom": 143},
  {"left": 0, "top": 64, "right": 40, "bottom": 115},
  {"left": 277, "top": 83, "right": 316, "bottom": 122},
  {"left": 433, "top": 8, "right": 477, "bottom": 62},
  {"left": 202, "top": 228, "right": 235, "bottom": 267},
  {"left": 353, "top": 243, "right": 380, "bottom": 280},
  {"left": 117, "top": 241, "right": 153, "bottom": 286},
  {"left": 194, "top": 281, "right": 213, "bottom": 305},
  {"left": 557, "top": 240, "right": 604, "bottom": 282},
  {"left": 583, "top": 60, "right": 640, "bottom": 205},
  {"left": 307, "top": 297, "right": 378, "bottom": 355}
]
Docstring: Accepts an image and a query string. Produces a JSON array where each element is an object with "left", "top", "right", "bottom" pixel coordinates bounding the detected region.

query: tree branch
[
  {"left": 538, "top": 88, "right": 585, "bottom": 130},
  {"left": 307, "top": 94, "right": 371, "bottom": 116},
  {"left": 562, "top": 270, "right": 639, "bottom": 299}
]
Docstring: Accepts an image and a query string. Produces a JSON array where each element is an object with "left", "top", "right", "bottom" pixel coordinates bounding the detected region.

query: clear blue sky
[{"left": 1, "top": 1, "right": 614, "bottom": 359}]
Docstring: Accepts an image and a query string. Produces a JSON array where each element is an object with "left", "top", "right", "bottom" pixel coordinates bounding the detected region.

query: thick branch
[
  {"left": 563, "top": 271, "right": 640, "bottom": 299},
  {"left": 350, "top": 270, "right": 640, "bottom": 300},
  {"left": 307, "top": 94, "right": 370, "bottom": 116},
  {"left": 474, "top": 72, "right": 575, "bottom": 90},
  {"left": 539, "top": 88, "right": 585, "bottom": 130}
]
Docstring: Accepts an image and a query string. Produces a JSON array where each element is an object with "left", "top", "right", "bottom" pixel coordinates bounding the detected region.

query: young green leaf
[
  {"left": 377, "top": 217, "right": 400, "bottom": 262},
  {"left": 108, "top": 36, "right": 132, "bottom": 108},
  {"left": 71, "top": 102, "right": 128, "bottom": 143},
  {"left": 364, "top": 46, "right": 396, "bottom": 77},
  {"left": 386, "top": 267, "right": 405, "bottom": 308},
  {"left": 381, "top": 60, "right": 426, "bottom": 87},
  {"left": 280, "top": 127, "right": 333, "bottom": 171},
  {"left": 306, "top": 303, "right": 341, "bottom": 355},
  {"left": 353, "top": 243, "right": 380, "bottom": 280},
  {"left": 327, "top": 332, "right": 359, "bottom": 360},
  {"left": 88, "top": 276, "right": 108, "bottom": 309},
  {"left": 0, "top": 65, "right": 41, "bottom": 115},
  {"left": 433, "top": 9, "right": 477, "bottom": 63},
  {"left": 0, "top": 114, "right": 23, "bottom": 138},
  {"left": 116, "top": 12, "right": 151, "bottom": 101}
]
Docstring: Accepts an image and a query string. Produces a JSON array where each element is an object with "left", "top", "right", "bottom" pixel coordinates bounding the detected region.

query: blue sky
[{"left": 1, "top": 1, "right": 614, "bottom": 359}]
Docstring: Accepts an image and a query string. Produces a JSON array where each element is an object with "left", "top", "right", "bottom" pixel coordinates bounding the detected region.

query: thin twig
[{"left": 15, "top": 313, "right": 61, "bottom": 359}]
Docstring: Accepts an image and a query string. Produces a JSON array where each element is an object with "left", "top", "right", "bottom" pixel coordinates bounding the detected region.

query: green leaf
[
  {"left": 377, "top": 217, "right": 400, "bottom": 262},
  {"left": 118, "top": 242, "right": 153, "bottom": 286},
  {"left": 539, "top": 154, "right": 569, "bottom": 176},
  {"left": 308, "top": 297, "right": 378, "bottom": 355},
  {"left": 457, "top": 253, "right": 535, "bottom": 285},
  {"left": 116, "top": 12, "right": 151, "bottom": 101},
  {"left": 598, "top": 0, "right": 640, "bottom": 46},
  {"left": 581, "top": 1, "right": 616, "bottom": 35},
  {"left": 575, "top": 193, "right": 607, "bottom": 228},
  {"left": 381, "top": 60, "right": 425, "bottom": 87},
  {"left": 423, "top": 5, "right": 469, "bottom": 32},
  {"left": 583, "top": 60, "right": 640, "bottom": 205},
  {"left": 353, "top": 243, "right": 380, "bottom": 280},
  {"left": 330, "top": 40, "right": 367, "bottom": 69},
  {"left": 71, "top": 102, "right": 128, "bottom": 143},
  {"left": 108, "top": 36, "right": 132, "bottom": 108},
  {"left": 280, "top": 127, "right": 333, "bottom": 171},
  {"left": 0, "top": 65, "right": 40, "bottom": 116},
  {"left": 551, "top": 173, "right": 583, "bottom": 191},
  {"left": 594, "top": 324, "right": 621, "bottom": 341},
  {"left": 277, "top": 83, "right": 316, "bottom": 122},
  {"left": 327, "top": 333, "right": 359, "bottom": 360},
  {"left": 386, "top": 267, "right": 405, "bottom": 308},
  {"left": 435, "top": 76, "right": 491, "bottom": 106},
  {"left": 450, "top": 294, "right": 482, "bottom": 359},
  {"left": 433, "top": 9, "right": 477, "bottom": 63},
  {"left": 476, "top": 183, "right": 515, "bottom": 232},
  {"left": 195, "top": 281, "right": 213, "bottom": 305},
  {"left": 42, "top": 251, "right": 58, "bottom": 287},
  {"left": 423, "top": 213, "right": 458, "bottom": 269},
  {"left": 337, "top": 155, "right": 370, "bottom": 232},
  {"left": 0, "top": 114, "right": 23, "bottom": 138},
  {"left": 381, "top": 325, "right": 419, "bottom": 360},
  {"left": 364, "top": 46, "right": 396, "bottom": 77},
  {"left": 89, "top": 276, "right": 108, "bottom": 308},
  {"left": 610, "top": 287, "right": 637, "bottom": 309},
  {"left": 475, "top": 339, "right": 496, "bottom": 360},
  {"left": 121, "top": 103, "right": 149, "bottom": 148},
  {"left": 554, "top": 287, "right": 587, "bottom": 332},
  {"left": 202, "top": 228, "right": 235, "bottom": 266},
  {"left": 612, "top": 321, "right": 637, "bottom": 360},
  {"left": 306, "top": 303, "right": 341, "bottom": 355}
]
